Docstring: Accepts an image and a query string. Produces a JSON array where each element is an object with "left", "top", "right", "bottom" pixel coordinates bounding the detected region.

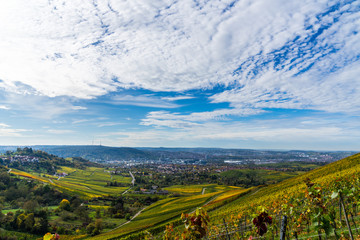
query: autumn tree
[{"left": 59, "top": 199, "right": 71, "bottom": 211}]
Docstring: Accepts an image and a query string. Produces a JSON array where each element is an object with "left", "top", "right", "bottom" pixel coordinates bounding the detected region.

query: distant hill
[
  {"left": 31, "top": 145, "right": 153, "bottom": 162},
  {"left": 0, "top": 145, "right": 356, "bottom": 163},
  {"left": 138, "top": 147, "right": 356, "bottom": 162},
  {"left": 0, "top": 147, "right": 100, "bottom": 174}
]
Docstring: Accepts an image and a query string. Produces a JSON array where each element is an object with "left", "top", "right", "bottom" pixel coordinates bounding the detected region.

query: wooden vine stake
[
  {"left": 280, "top": 215, "right": 287, "bottom": 240},
  {"left": 223, "top": 218, "right": 231, "bottom": 240},
  {"left": 339, "top": 192, "right": 354, "bottom": 240}
]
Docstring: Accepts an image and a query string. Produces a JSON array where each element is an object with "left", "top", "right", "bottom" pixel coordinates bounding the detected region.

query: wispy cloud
[
  {"left": 103, "top": 115, "right": 360, "bottom": 150},
  {"left": 97, "top": 122, "right": 123, "bottom": 127},
  {"left": 0, "top": 105, "right": 10, "bottom": 110},
  {"left": 47, "top": 129, "right": 75, "bottom": 134},
  {"left": 141, "top": 108, "right": 265, "bottom": 128},
  {"left": 0, "top": 0, "right": 359, "bottom": 149},
  {"left": 0, "top": 123, "right": 29, "bottom": 137},
  {"left": 72, "top": 119, "right": 90, "bottom": 124},
  {"left": 0, "top": 0, "right": 358, "bottom": 115},
  {"left": 0, "top": 91, "right": 89, "bottom": 120},
  {"left": 111, "top": 95, "right": 180, "bottom": 108},
  {"left": 72, "top": 106, "right": 87, "bottom": 110},
  {"left": 0, "top": 123, "right": 10, "bottom": 128},
  {"left": 161, "top": 96, "right": 195, "bottom": 101}
]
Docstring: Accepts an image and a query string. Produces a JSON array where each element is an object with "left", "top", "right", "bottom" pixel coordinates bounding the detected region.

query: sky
[{"left": 0, "top": 0, "right": 359, "bottom": 150}]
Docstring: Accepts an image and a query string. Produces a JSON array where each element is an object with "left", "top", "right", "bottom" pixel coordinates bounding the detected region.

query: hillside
[
  {"left": 0, "top": 147, "right": 100, "bottom": 174},
  {"left": 204, "top": 152, "right": 360, "bottom": 239},
  {"left": 212, "top": 152, "right": 360, "bottom": 214},
  {"left": 111, "top": 152, "right": 360, "bottom": 240}
]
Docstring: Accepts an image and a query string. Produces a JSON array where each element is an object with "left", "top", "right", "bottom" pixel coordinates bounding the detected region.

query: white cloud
[
  {"left": 161, "top": 96, "right": 195, "bottom": 101},
  {"left": 141, "top": 108, "right": 265, "bottom": 128},
  {"left": 102, "top": 119, "right": 360, "bottom": 150},
  {"left": 0, "top": 91, "right": 89, "bottom": 119},
  {"left": 0, "top": 105, "right": 10, "bottom": 110},
  {"left": 0, "top": 123, "right": 29, "bottom": 137},
  {"left": 72, "top": 119, "right": 90, "bottom": 124},
  {"left": 0, "top": 0, "right": 357, "bottom": 118},
  {"left": 47, "top": 129, "right": 75, "bottom": 134},
  {"left": 97, "top": 122, "right": 123, "bottom": 127},
  {"left": 111, "top": 95, "right": 180, "bottom": 108},
  {"left": 210, "top": 60, "right": 360, "bottom": 114},
  {"left": 0, "top": 123, "right": 10, "bottom": 128},
  {"left": 72, "top": 106, "right": 87, "bottom": 110}
]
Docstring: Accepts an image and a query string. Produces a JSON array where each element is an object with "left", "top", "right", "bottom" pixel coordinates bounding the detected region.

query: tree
[
  {"left": 16, "top": 213, "right": 26, "bottom": 230},
  {"left": 59, "top": 199, "right": 71, "bottom": 211},
  {"left": 86, "top": 220, "right": 103, "bottom": 236},
  {"left": 93, "top": 219, "right": 103, "bottom": 235},
  {"left": 0, "top": 172, "right": 10, "bottom": 185},
  {"left": 74, "top": 206, "right": 91, "bottom": 223},
  {"left": 23, "top": 200, "right": 39, "bottom": 213},
  {"left": 43, "top": 233, "right": 60, "bottom": 240},
  {"left": 24, "top": 213, "right": 35, "bottom": 231},
  {"left": 95, "top": 208, "right": 101, "bottom": 219}
]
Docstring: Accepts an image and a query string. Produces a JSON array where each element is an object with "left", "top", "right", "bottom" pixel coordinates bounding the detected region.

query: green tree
[
  {"left": 93, "top": 219, "right": 103, "bottom": 235},
  {"left": 74, "top": 206, "right": 91, "bottom": 223},
  {"left": 24, "top": 213, "right": 35, "bottom": 231},
  {"left": 23, "top": 200, "right": 39, "bottom": 213},
  {"left": 16, "top": 213, "right": 26, "bottom": 230},
  {"left": 95, "top": 208, "right": 101, "bottom": 219}
]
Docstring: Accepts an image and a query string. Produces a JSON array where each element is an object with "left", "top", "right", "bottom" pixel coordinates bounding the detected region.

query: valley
[{"left": 0, "top": 147, "right": 359, "bottom": 239}]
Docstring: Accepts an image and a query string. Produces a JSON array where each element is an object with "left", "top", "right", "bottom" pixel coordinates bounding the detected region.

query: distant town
[{"left": 0, "top": 145, "right": 355, "bottom": 168}]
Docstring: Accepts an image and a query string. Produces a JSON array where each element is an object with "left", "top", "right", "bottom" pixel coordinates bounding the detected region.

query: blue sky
[{"left": 0, "top": 0, "right": 360, "bottom": 150}]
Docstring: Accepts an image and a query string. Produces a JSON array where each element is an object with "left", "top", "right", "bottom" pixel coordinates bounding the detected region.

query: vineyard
[
  {"left": 157, "top": 153, "right": 360, "bottom": 239},
  {"left": 164, "top": 184, "right": 241, "bottom": 195},
  {"left": 5, "top": 151, "right": 360, "bottom": 240},
  {"left": 10, "top": 167, "right": 132, "bottom": 198},
  {"left": 91, "top": 186, "right": 245, "bottom": 239}
]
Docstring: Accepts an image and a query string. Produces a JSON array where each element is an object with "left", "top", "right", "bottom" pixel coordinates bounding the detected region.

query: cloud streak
[
  {"left": 110, "top": 95, "right": 180, "bottom": 108},
  {"left": 0, "top": 105, "right": 10, "bottom": 110},
  {"left": 102, "top": 118, "right": 360, "bottom": 150},
  {"left": 0, "top": 123, "right": 29, "bottom": 137}
]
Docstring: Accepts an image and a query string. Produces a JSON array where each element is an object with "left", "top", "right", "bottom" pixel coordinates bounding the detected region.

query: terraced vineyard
[
  {"left": 202, "top": 153, "right": 360, "bottom": 239},
  {"left": 164, "top": 184, "right": 241, "bottom": 195},
  {"left": 11, "top": 166, "right": 132, "bottom": 198},
  {"left": 9, "top": 164, "right": 251, "bottom": 239},
  {"left": 92, "top": 185, "right": 248, "bottom": 239}
]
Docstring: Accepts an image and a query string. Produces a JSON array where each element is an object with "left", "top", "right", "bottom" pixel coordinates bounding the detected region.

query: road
[
  {"left": 122, "top": 187, "right": 132, "bottom": 195},
  {"left": 122, "top": 171, "right": 135, "bottom": 195},
  {"left": 129, "top": 171, "right": 135, "bottom": 186},
  {"left": 107, "top": 206, "right": 148, "bottom": 232}
]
